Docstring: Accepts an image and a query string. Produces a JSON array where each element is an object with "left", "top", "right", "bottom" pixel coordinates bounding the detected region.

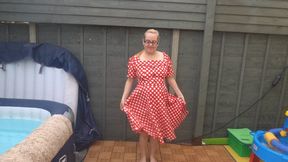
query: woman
[{"left": 120, "top": 29, "right": 188, "bottom": 162}]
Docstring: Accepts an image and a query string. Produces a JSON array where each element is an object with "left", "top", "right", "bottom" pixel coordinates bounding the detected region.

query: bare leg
[
  {"left": 149, "top": 137, "right": 159, "bottom": 162},
  {"left": 139, "top": 132, "right": 148, "bottom": 162}
]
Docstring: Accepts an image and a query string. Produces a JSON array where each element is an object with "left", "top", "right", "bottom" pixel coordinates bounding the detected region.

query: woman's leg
[
  {"left": 149, "top": 137, "right": 159, "bottom": 162},
  {"left": 139, "top": 132, "right": 149, "bottom": 162}
]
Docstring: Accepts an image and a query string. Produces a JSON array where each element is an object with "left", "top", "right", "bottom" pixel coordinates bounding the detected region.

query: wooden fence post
[
  {"left": 194, "top": 0, "right": 217, "bottom": 140},
  {"left": 29, "top": 23, "right": 36, "bottom": 43}
]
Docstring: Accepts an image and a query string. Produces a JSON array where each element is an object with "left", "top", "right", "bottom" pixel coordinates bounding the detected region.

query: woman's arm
[
  {"left": 120, "top": 78, "right": 134, "bottom": 110},
  {"left": 167, "top": 76, "right": 186, "bottom": 104}
]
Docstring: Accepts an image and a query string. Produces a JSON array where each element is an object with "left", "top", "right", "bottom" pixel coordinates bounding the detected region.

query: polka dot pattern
[{"left": 123, "top": 52, "right": 189, "bottom": 144}]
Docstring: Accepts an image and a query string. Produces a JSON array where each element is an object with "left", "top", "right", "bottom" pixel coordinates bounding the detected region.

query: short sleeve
[
  {"left": 127, "top": 57, "right": 137, "bottom": 78},
  {"left": 166, "top": 55, "right": 175, "bottom": 77}
]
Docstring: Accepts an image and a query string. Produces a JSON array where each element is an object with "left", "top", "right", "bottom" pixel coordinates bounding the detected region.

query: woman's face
[{"left": 143, "top": 32, "right": 159, "bottom": 54}]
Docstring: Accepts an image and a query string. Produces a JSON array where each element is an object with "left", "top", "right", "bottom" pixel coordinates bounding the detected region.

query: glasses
[{"left": 143, "top": 40, "right": 158, "bottom": 46}]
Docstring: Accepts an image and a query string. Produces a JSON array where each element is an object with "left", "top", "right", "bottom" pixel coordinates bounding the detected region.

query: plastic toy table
[{"left": 250, "top": 130, "right": 288, "bottom": 162}]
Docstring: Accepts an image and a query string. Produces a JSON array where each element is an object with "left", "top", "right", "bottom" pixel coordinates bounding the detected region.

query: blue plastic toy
[{"left": 251, "top": 111, "right": 288, "bottom": 162}]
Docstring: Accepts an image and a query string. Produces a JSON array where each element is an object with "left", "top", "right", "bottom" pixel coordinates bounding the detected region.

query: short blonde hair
[{"left": 144, "top": 29, "right": 160, "bottom": 41}]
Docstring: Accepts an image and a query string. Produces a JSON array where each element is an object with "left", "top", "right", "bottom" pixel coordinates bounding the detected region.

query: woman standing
[{"left": 120, "top": 29, "right": 188, "bottom": 162}]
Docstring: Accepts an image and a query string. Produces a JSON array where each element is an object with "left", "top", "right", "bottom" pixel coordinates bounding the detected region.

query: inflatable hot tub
[{"left": 0, "top": 42, "right": 101, "bottom": 162}]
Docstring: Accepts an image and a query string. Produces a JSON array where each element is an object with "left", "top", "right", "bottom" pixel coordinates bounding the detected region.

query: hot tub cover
[{"left": 0, "top": 42, "right": 101, "bottom": 151}]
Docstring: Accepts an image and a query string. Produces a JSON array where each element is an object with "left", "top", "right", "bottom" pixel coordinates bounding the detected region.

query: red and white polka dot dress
[{"left": 123, "top": 52, "right": 188, "bottom": 143}]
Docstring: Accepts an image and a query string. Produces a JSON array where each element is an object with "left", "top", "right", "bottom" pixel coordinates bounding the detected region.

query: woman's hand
[
  {"left": 167, "top": 77, "right": 186, "bottom": 105},
  {"left": 120, "top": 98, "right": 126, "bottom": 111},
  {"left": 178, "top": 95, "right": 186, "bottom": 105},
  {"left": 120, "top": 78, "right": 134, "bottom": 111}
]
